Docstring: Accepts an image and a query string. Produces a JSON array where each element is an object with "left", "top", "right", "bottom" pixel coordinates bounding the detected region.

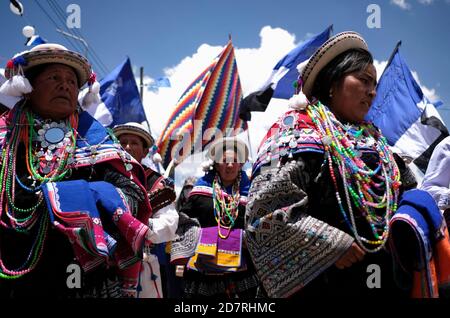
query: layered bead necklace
[
  {"left": 0, "top": 106, "right": 78, "bottom": 279},
  {"left": 212, "top": 174, "right": 241, "bottom": 239},
  {"left": 306, "top": 102, "right": 401, "bottom": 253}
]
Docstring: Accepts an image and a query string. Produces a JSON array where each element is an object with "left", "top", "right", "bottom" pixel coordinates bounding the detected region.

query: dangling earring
[{"left": 329, "top": 90, "right": 333, "bottom": 98}]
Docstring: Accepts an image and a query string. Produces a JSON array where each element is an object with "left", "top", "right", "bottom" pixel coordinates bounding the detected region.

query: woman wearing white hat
[
  {"left": 0, "top": 44, "right": 153, "bottom": 298},
  {"left": 171, "top": 136, "right": 260, "bottom": 298},
  {"left": 113, "top": 122, "right": 179, "bottom": 298},
  {"left": 245, "top": 32, "right": 418, "bottom": 298}
]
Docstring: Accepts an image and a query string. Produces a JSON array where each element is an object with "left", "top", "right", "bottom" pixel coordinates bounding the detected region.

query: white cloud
[
  {"left": 411, "top": 71, "right": 440, "bottom": 102},
  {"left": 373, "top": 60, "right": 388, "bottom": 81},
  {"left": 391, "top": 0, "right": 412, "bottom": 9},
  {"left": 391, "top": 0, "right": 435, "bottom": 9}
]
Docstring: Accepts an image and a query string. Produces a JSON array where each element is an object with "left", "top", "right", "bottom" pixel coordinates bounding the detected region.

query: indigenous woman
[
  {"left": 173, "top": 137, "right": 259, "bottom": 298},
  {"left": 113, "top": 122, "right": 178, "bottom": 298},
  {"left": 245, "top": 32, "right": 418, "bottom": 298},
  {"left": 0, "top": 44, "right": 152, "bottom": 298}
]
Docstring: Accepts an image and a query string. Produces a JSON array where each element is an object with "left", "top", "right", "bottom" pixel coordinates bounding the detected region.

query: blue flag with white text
[{"left": 99, "top": 57, "right": 147, "bottom": 127}]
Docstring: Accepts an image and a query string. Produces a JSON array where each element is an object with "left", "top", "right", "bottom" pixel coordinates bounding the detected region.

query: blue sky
[{"left": 2, "top": 0, "right": 450, "bottom": 124}]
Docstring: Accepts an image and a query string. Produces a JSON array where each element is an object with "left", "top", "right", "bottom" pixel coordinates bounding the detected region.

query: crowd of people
[{"left": 0, "top": 31, "right": 448, "bottom": 299}]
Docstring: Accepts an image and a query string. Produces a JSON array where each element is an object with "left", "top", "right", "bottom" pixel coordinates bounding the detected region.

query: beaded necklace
[
  {"left": 212, "top": 173, "right": 241, "bottom": 239},
  {"left": 0, "top": 106, "right": 78, "bottom": 279},
  {"left": 306, "top": 102, "right": 401, "bottom": 253}
]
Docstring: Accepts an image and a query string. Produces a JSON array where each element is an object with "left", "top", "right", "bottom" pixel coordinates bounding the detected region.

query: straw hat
[
  {"left": 113, "top": 122, "right": 154, "bottom": 148},
  {"left": 300, "top": 31, "right": 368, "bottom": 98},
  {"left": 4, "top": 43, "right": 91, "bottom": 87},
  {"left": 207, "top": 136, "right": 249, "bottom": 164}
]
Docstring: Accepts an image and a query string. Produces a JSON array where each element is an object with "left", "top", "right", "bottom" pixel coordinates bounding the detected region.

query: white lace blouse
[{"left": 421, "top": 136, "right": 450, "bottom": 210}]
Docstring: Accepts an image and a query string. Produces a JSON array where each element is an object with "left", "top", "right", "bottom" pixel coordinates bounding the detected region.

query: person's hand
[{"left": 335, "top": 242, "right": 365, "bottom": 269}]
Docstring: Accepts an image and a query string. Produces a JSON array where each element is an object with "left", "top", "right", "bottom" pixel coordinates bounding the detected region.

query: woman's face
[
  {"left": 329, "top": 64, "right": 377, "bottom": 124},
  {"left": 119, "top": 133, "right": 148, "bottom": 163},
  {"left": 215, "top": 150, "right": 242, "bottom": 186},
  {"left": 28, "top": 64, "right": 79, "bottom": 120},
  {"left": 182, "top": 185, "right": 193, "bottom": 198}
]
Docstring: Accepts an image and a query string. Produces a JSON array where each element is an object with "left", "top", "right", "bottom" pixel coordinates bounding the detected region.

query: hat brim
[
  {"left": 6, "top": 49, "right": 91, "bottom": 88},
  {"left": 207, "top": 137, "right": 249, "bottom": 164},
  {"left": 113, "top": 125, "right": 154, "bottom": 148},
  {"left": 302, "top": 32, "right": 368, "bottom": 99}
]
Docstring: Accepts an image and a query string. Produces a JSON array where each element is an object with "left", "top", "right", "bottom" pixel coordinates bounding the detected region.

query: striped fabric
[{"left": 156, "top": 41, "right": 247, "bottom": 168}]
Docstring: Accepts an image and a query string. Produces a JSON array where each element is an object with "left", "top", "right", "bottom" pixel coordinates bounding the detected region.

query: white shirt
[
  {"left": 420, "top": 136, "right": 450, "bottom": 210},
  {"left": 146, "top": 203, "right": 179, "bottom": 243}
]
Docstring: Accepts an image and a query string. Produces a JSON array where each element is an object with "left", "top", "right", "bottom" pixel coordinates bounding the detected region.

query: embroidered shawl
[
  {"left": 42, "top": 180, "right": 149, "bottom": 272},
  {"left": 0, "top": 108, "right": 153, "bottom": 296}
]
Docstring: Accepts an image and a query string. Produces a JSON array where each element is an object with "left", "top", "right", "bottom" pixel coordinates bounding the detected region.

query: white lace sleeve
[{"left": 421, "top": 136, "right": 450, "bottom": 210}]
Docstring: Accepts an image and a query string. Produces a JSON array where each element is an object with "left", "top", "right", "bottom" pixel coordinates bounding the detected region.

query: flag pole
[
  {"left": 380, "top": 41, "right": 402, "bottom": 80},
  {"left": 140, "top": 66, "right": 144, "bottom": 102},
  {"left": 139, "top": 65, "right": 158, "bottom": 172},
  {"left": 246, "top": 125, "right": 254, "bottom": 164},
  {"left": 138, "top": 66, "right": 152, "bottom": 135}
]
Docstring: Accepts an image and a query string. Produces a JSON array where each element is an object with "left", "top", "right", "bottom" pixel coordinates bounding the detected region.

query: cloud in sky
[
  {"left": 391, "top": 0, "right": 438, "bottom": 10},
  {"left": 411, "top": 71, "right": 439, "bottom": 102},
  {"left": 418, "top": 0, "right": 433, "bottom": 4},
  {"left": 391, "top": 0, "right": 412, "bottom": 10}
]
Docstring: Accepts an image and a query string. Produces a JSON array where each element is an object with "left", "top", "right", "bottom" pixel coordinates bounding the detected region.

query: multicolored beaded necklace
[
  {"left": 0, "top": 105, "right": 78, "bottom": 279},
  {"left": 212, "top": 173, "right": 241, "bottom": 239},
  {"left": 306, "top": 102, "right": 401, "bottom": 253}
]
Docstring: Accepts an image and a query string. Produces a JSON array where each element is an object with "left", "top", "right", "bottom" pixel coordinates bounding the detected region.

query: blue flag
[
  {"left": 99, "top": 57, "right": 147, "bottom": 127},
  {"left": 269, "top": 25, "right": 332, "bottom": 99},
  {"left": 154, "top": 77, "right": 171, "bottom": 88},
  {"left": 147, "top": 77, "right": 171, "bottom": 91},
  {"left": 366, "top": 47, "right": 448, "bottom": 173},
  {"left": 26, "top": 35, "right": 47, "bottom": 46}
]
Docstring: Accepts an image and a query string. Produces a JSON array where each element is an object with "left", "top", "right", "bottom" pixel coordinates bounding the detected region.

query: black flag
[{"left": 239, "top": 85, "right": 274, "bottom": 121}]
